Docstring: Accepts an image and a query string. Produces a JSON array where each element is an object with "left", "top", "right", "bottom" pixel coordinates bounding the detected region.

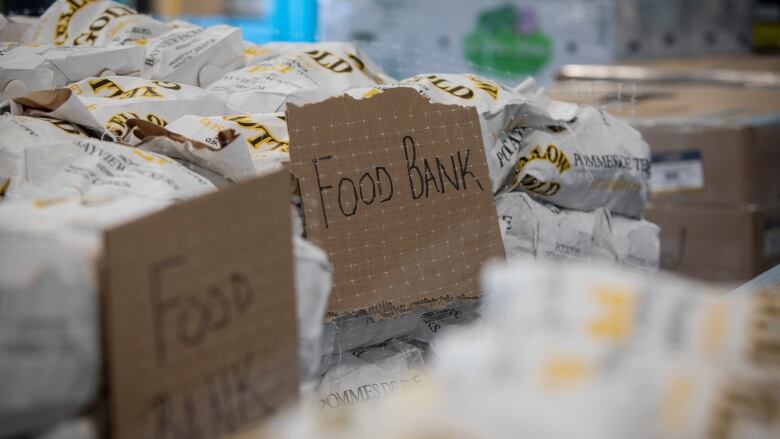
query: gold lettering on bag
[
  {"left": 421, "top": 74, "right": 474, "bottom": 99},
  {"left": 38, "top": 116, "right": 85, "bottom": 136},
  {"left": 223, "top": 115, "right": 289, "bottom": 152},
  {"left": 515, "top": 144, "right": 572, "bottom": 174},
  {"left": 88, "top": 78, "right": 166, "bottom": 99},
  {"left": 467, "top": 75, "right": 499, "bottom": 100},
  {"left": 105, "top": 112, "right": 167, "bottom": 137},
  {"left": 54, "top": 0, "right": 97, "bottom": 45},
  {"left": 305, "top": 50, "right": 353, "bottom": 73},
  {"left": 72, "top": 4, "right": 136, "bottom": 45}
]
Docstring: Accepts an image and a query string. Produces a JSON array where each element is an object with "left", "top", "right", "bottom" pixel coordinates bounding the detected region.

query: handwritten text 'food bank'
[{"left": 310, "top": 135, "right": 485, "bottom": 228}]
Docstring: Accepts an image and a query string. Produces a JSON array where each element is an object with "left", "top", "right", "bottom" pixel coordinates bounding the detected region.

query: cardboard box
[
  {"left": 101, "top": 170, "right": 299, "bottom": 439},
  {"left": 548, "top": 83, "right": 780, "bottom": 208},
  {"left": 645, "top": 203, "right": 780, "bottom": 282}
]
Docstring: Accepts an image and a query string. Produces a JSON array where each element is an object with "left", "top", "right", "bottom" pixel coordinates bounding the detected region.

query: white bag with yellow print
[
  {"left": 207, "top": 42, "right": 390, "bottom": 113},
  {"left": 7, "top": 77, "right": 235, "bottom": 140},
  {"left": 165, "top": 113, "right": 290, "bottom": 174}
]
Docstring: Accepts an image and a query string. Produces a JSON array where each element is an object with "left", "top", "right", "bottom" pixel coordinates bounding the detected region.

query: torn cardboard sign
[
  {"left": 102, "top": 170, "right": 298, "bottom": 439},
  {"left": 288, "top": 87, "right": 505, "bottom": 318}
]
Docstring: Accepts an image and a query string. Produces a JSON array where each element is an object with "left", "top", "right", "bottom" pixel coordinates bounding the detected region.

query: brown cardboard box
[
  {"left": 101, "top": 170, "right": 299, "bottom": 439},
  {"left": 645, "top": 203, "right": 780, "bottom": 283}
]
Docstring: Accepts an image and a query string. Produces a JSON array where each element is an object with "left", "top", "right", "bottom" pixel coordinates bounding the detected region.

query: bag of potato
[
  {"left": 165, "top": 113, "right": 289, "bottom": 174},
  {"left": 120, "top": 118, "right": 257, "bottom": 183},
  {"left": 20, "top": 0, "right": 244, "bottom": 87},
  {"left": 138, "top": 24, "right": 245, "bottom": 87},
  {"left": 20, "top": 0, "right": 151, "bottom": 46},
  {"left": 7, "top": 77, "right": 235, "bottom": 139},
  {"left": 0, "top": 136, "right": 215, "bottom": 201},
  {"left": 592, "top": 211, "right": 660, "bottom": 271},
  {"left": 0, "top": 114, "right": 90, "bottom": 198},
  {"left": 207, "top": 42, "right": 390, "bottom": 113},
  {"left": 495, "top": 191, "right": 610, "bottom": 262},
  {"left": 0, "top": 42, "right": 144, "bottom": 101},
  {"left": 508, "top": 104, "right": 651, "bottom": 218}
]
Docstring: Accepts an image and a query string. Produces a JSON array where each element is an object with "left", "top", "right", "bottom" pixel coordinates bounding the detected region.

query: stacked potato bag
[
  {"left": 0, "top": 43, "right": 145, "bottom": 100},
  {"left": 19, "top": 0, "right": 244, "bottom": 87},
  {"left": 261, "top": 261, "right": 780, "bottom": 439},
  {"left": 206, "top": 42, "right": 389, "bottom": 112}
]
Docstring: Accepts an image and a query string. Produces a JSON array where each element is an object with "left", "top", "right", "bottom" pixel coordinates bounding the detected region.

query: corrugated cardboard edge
[
  {"left": 325, "top": 294, "right": 483, "bottom": 322},
  {"left": 286, "top": 86, "right": 480, "bottom": 121}
]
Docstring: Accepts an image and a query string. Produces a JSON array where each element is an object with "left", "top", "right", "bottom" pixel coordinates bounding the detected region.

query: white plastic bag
[
  {"left": 165, "top": 113, "right": 289, "bottom": 173},
  {"left": 5, "top": 76, "right": 236, "bottom": 140},
  {"left": 317, "top": 340, "right": 426, "bottom": 410},
  {"left": 139, "top": 25, "right": 245, "bottom": 87},
  {"left": 207, "top": 42, "right": 389, "bottom": 113},
  {"left": 495, "top": 191, "right": 609, "bottom": 261},
  {"left": 120, "top": 118, "right": 257, "bottom": 182},
  {"left": 509, "top": 105, "right": 651, "bottom": 218},
  {"left": 0, "top": 43, "right": 144, "bottom": 100},
  {"left": 1, "top": 137, "right": 215, "bottom": 201}
]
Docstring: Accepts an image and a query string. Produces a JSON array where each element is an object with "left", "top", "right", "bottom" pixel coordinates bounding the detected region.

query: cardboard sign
[
  {"left": 103, "top": 170, "right": 298, "bottom": 439},
  {"left": 288, "top": 87, "right": 505, "bottom": 317}
]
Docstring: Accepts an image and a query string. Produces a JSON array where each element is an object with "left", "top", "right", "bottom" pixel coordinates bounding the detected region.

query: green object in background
[{"left": 464, "top": 4, "right": 552, "bottom": 78}]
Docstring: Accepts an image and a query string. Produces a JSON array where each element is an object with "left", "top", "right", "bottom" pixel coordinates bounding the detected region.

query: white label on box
[
  {"left": 764, "top": 218, "right": 780, "bottom": 258},
  {"left": 650, "top": 150, "right": 704, "bottom": 193}
]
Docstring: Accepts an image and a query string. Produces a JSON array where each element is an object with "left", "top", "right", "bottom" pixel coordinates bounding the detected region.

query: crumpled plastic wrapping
[
  {"left": 496, "top": 191, "right": 608, "bottom": 262},
  {"left": 0, "top": 43, "right": 145, "bottom": 100},
  {"left": 206, "top": 42, "right": 389, "bottom": 113},
  {"left": 120, "top": 118, "right": 257, "bottom": 183},
  {"left": 65, "top": 76, "right": 236, "bottom": 138},
  {"left": 21, "top": 0, "right": 155, "bottom": 46},
  {"left": 0, "top": 137, "right": 216, "bottom": 201},
  {"left": 508, "top": 103, "right": 651, "bottom": 218},
  {"left": 2, "top": 77, "right": 235, "bottom": 140},
  {"left": 20, "top": 0, "right": 245, "bottom": 87},
  {"left": 495, "top": 191, "right": 660, "bottom": 270},
  {"left": 164, "top": 113, "right": 289, "bottom": 174},
  {"left": 316, "top": 340, "right": 426, "bottom": 409},
  {"left": 293, "top": 236, "right": 334, "bottom": 387},
  {"left": 139, "top": 24, "right": 245, "bottom": 87}
]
